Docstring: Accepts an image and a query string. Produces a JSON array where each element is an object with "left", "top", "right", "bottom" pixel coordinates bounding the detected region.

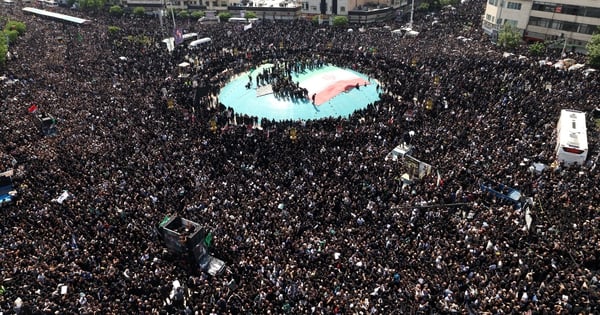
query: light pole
[
  {"left": 169, "top": 2, "right": 177, "bottom": 31},
  {"left": 409, "top": 0, "right": 414, "bottom": 29}
]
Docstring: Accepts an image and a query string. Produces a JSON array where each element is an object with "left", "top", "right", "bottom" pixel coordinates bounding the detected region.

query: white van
[
  {"left": 228, "top": 17, "right": 248, "bottom": 23},
  {"left": 555, "top": 109, "right": 588, "bottom": 166},
  {"left": 38, "top": 0, "right": 58, "bottom": 6},
  {"left": 189, "top": 37, "right": 211, "bottom": 48}
]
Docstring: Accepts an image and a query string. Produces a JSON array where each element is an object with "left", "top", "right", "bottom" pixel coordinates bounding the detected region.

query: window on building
[
  {"left": 486, "top": 14, "right": 492, "bottom": 21},
  {"left": 584, "top": 7, "right": 600, "bottom": 19},
  {"left": 340, "top": 6, "right": 345, "bottom": 12},
  {"left": 496, "top": 18, "right": 502, "bottom": 25},
  {"left": 562, "top": 21, "right": 578, "bottom": 32},
  {"left": 579, "top": 24, "right": 598, "bottom": 35},
  {"left": 310, "top": 5, "right": 317, "bottom": 10},
  {"left": 302, "top": 2, "right": 308, "bottom": 10},
  {"left": 506, "top": 2, "right": 521, "bottom": 10},
  {"left": 488, "top": 0, "right": 497, "bottom": 6},
  {"left": 528, "top": 16, "right": 551, "bottom": 28},
  {"left": 532, "top": 2, "right": 557, "bottom": 13},
  {"left": 505, "top": 19, "right": 518, "bottom": 27},
  {"left": 560, "top": 5, "right": 579, "bottom": 15}
]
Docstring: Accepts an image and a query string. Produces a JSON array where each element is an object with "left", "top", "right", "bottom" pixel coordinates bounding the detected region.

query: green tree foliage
[
  {"left": 107, "top": 25, "right": 121, "bottom": 36},
  {"left": 439, "top": 0, "right": 460, "bottom": 6},
  {"left": 0, "top": 34, "right": 7, "bottom": 66},
  {"left": 586, "top": 29, "right": 600, "bottom": 68},
  {"left": 332, "top": 16, "right": 348, "bottom": 27},
  {"left": 79, "top": 0, "right": 105, "bottom": 12},
  {"left": 311, "top": 15, "right": 319, "bottom": 24},
  {"left": 417, "top": 2, "right": 430, "bottom": 11},
  {"left": 4, "top": 29, "right": 18, "bottom": 44},
  {"left": 191, "top": 11, "right": 204, "bottom": 19},
  {"left": 109, "top": 5, "right": 123, "bottom": 16},
  {"left": 218, "top": 12, "right": 232, "bottom": 22},
  {"left": 177, "top": 10, "right": 189, "bottom": 18},
  {"left": 126, "top": 34, "right": 152, "bottom": 46},
  {"left": 133, "top": 6, "right": 146, "bottom": 16},
  {"left": 4, "top": 21, "right": 26, "bottom": 35},
  {"left": 245, "top": 11, "right": 257, "bottom": 19},
  {"left": 528, "top": 41, "right": 545, "bottom": 56},
  {"left": 497, "top": 23, "right": 521, "bottom": 49}
]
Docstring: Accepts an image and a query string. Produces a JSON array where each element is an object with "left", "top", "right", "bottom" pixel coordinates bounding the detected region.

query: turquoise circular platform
[{"left": 218, "top": 64, "right": 381, "bottom": 121}]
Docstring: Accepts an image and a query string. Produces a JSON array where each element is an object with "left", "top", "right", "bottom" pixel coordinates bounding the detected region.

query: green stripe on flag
[{"left": 160, "top": 216, "right": 170, "bottom": 227}]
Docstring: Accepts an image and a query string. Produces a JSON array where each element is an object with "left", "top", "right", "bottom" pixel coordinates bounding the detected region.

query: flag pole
[{"left": 169, "top": 1, "right": 177, "bottom": 32}]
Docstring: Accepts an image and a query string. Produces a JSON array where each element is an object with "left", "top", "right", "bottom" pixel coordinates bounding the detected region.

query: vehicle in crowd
[
  {"left": 0, "top": 169, "right": 17, "bottom": 207},
  {"left": 198, "top": 10, "right": 219, "bottom": 23},
  {"left": 161, "top": 33, "right": 198, "bottom": 52},
  {"left": 555, "top": 109, "right": 588, "bottom": 166},
  {"left": 37, "top": 0, "right": 58, "bottom": 7},
  {"left": 37, "top": 113, "right": 58, "bottom": 136},
  {"left": 228, "top": 17, "right": 249, "bottom": 23},
  {"left": 188, "top": 37, "right": 211, "bottom": 48},
  {"left": 157, "top": 216, "right": 226, "bottom": 276},
  {"left": 228, "top": 17, "right": 261, "bottom": 24}
]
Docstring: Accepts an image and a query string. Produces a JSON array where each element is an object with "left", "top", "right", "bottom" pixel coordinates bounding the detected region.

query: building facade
[
  {"left": 483, "top": 0, "right": 600, "bottom": 51},
  {"left": 122, "top": 0, "right": 408, "bottom": 19}
]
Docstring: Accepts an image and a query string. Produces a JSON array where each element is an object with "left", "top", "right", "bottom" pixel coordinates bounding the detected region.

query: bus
[{"left": 555, "top": 109, "right": 588, "bottom": 166}]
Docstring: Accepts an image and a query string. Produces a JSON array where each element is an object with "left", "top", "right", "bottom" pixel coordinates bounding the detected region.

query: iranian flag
[{"left": 299, "top": 66, "right": 370, "bottom": 106}]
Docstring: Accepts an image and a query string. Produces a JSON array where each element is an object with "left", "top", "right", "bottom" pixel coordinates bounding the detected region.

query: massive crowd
[{"left": 1, "top": 0, "right": 599, "bottom": 313}]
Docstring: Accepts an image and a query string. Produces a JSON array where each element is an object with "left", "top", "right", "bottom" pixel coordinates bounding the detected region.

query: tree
[
  {"left": 4, "top": 29, "right": 19, "bottom": 44},
  {"left": 417, "top": 2, "right": 430, "bottom": 11},
  {"left": 4, "top": 21, "right": 26, "bottom": 36},
  {"left": 497, "top": 23, "right": 521, "bottom": 49},
  {"left": 245, "top": 11, "right": 257, "bottom": 19},
  {"left": 177, "top": 10, "right": 189, "bottom": 19},
  {"left": 332, "top": 16, "right": 348, "bottom": 27},
  {"left": 133, "top": 6, "right": 145, "bottom": 17},
  {"left": 586, "top": 29, "right": 600, "bottom": 68},
  {"left": 107, "top": 25, "right": 121, "bottom": 37},
  {"left": 528, "top": 41, "right": 545, "bottom": 56},
  {"left": 0, "top": 34, "right": 7, "bottom": 66},
  {"left": 191, "top": 11, "right": 204, "bottom": 19},
  {"left": 218, "top": 12, "right": 231, "bottom": 22},
  {"left": 79, "top": 0, "right": 105, "bottom": 12},
  {"left": 109, "top": 5, "right": 123, "bottom": 16},
  {"left": 439, "top": 0, "right": 460, "bottom": 6}
]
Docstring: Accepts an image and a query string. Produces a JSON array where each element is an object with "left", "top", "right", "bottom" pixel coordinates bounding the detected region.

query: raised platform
[{"left": 219, "top": 64, "right": 380, "bottom": 121}]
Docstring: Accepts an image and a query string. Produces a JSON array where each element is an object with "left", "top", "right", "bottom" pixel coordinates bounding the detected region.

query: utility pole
[{"left": 409, "top": 0, "right": 414, "bottom": 28}]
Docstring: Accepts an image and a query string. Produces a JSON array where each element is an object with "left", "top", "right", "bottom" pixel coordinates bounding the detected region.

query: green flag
[
  {"left": 160, "top": 216, "right": 170, "bottom": 226},
  {"left": 204, "top": 232, "right": 213, "bottom": 247}
]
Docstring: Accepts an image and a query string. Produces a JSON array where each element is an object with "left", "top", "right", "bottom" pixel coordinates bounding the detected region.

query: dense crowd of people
[{"left": 1, "top": 0, "right": 599, "bottom": 313}]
